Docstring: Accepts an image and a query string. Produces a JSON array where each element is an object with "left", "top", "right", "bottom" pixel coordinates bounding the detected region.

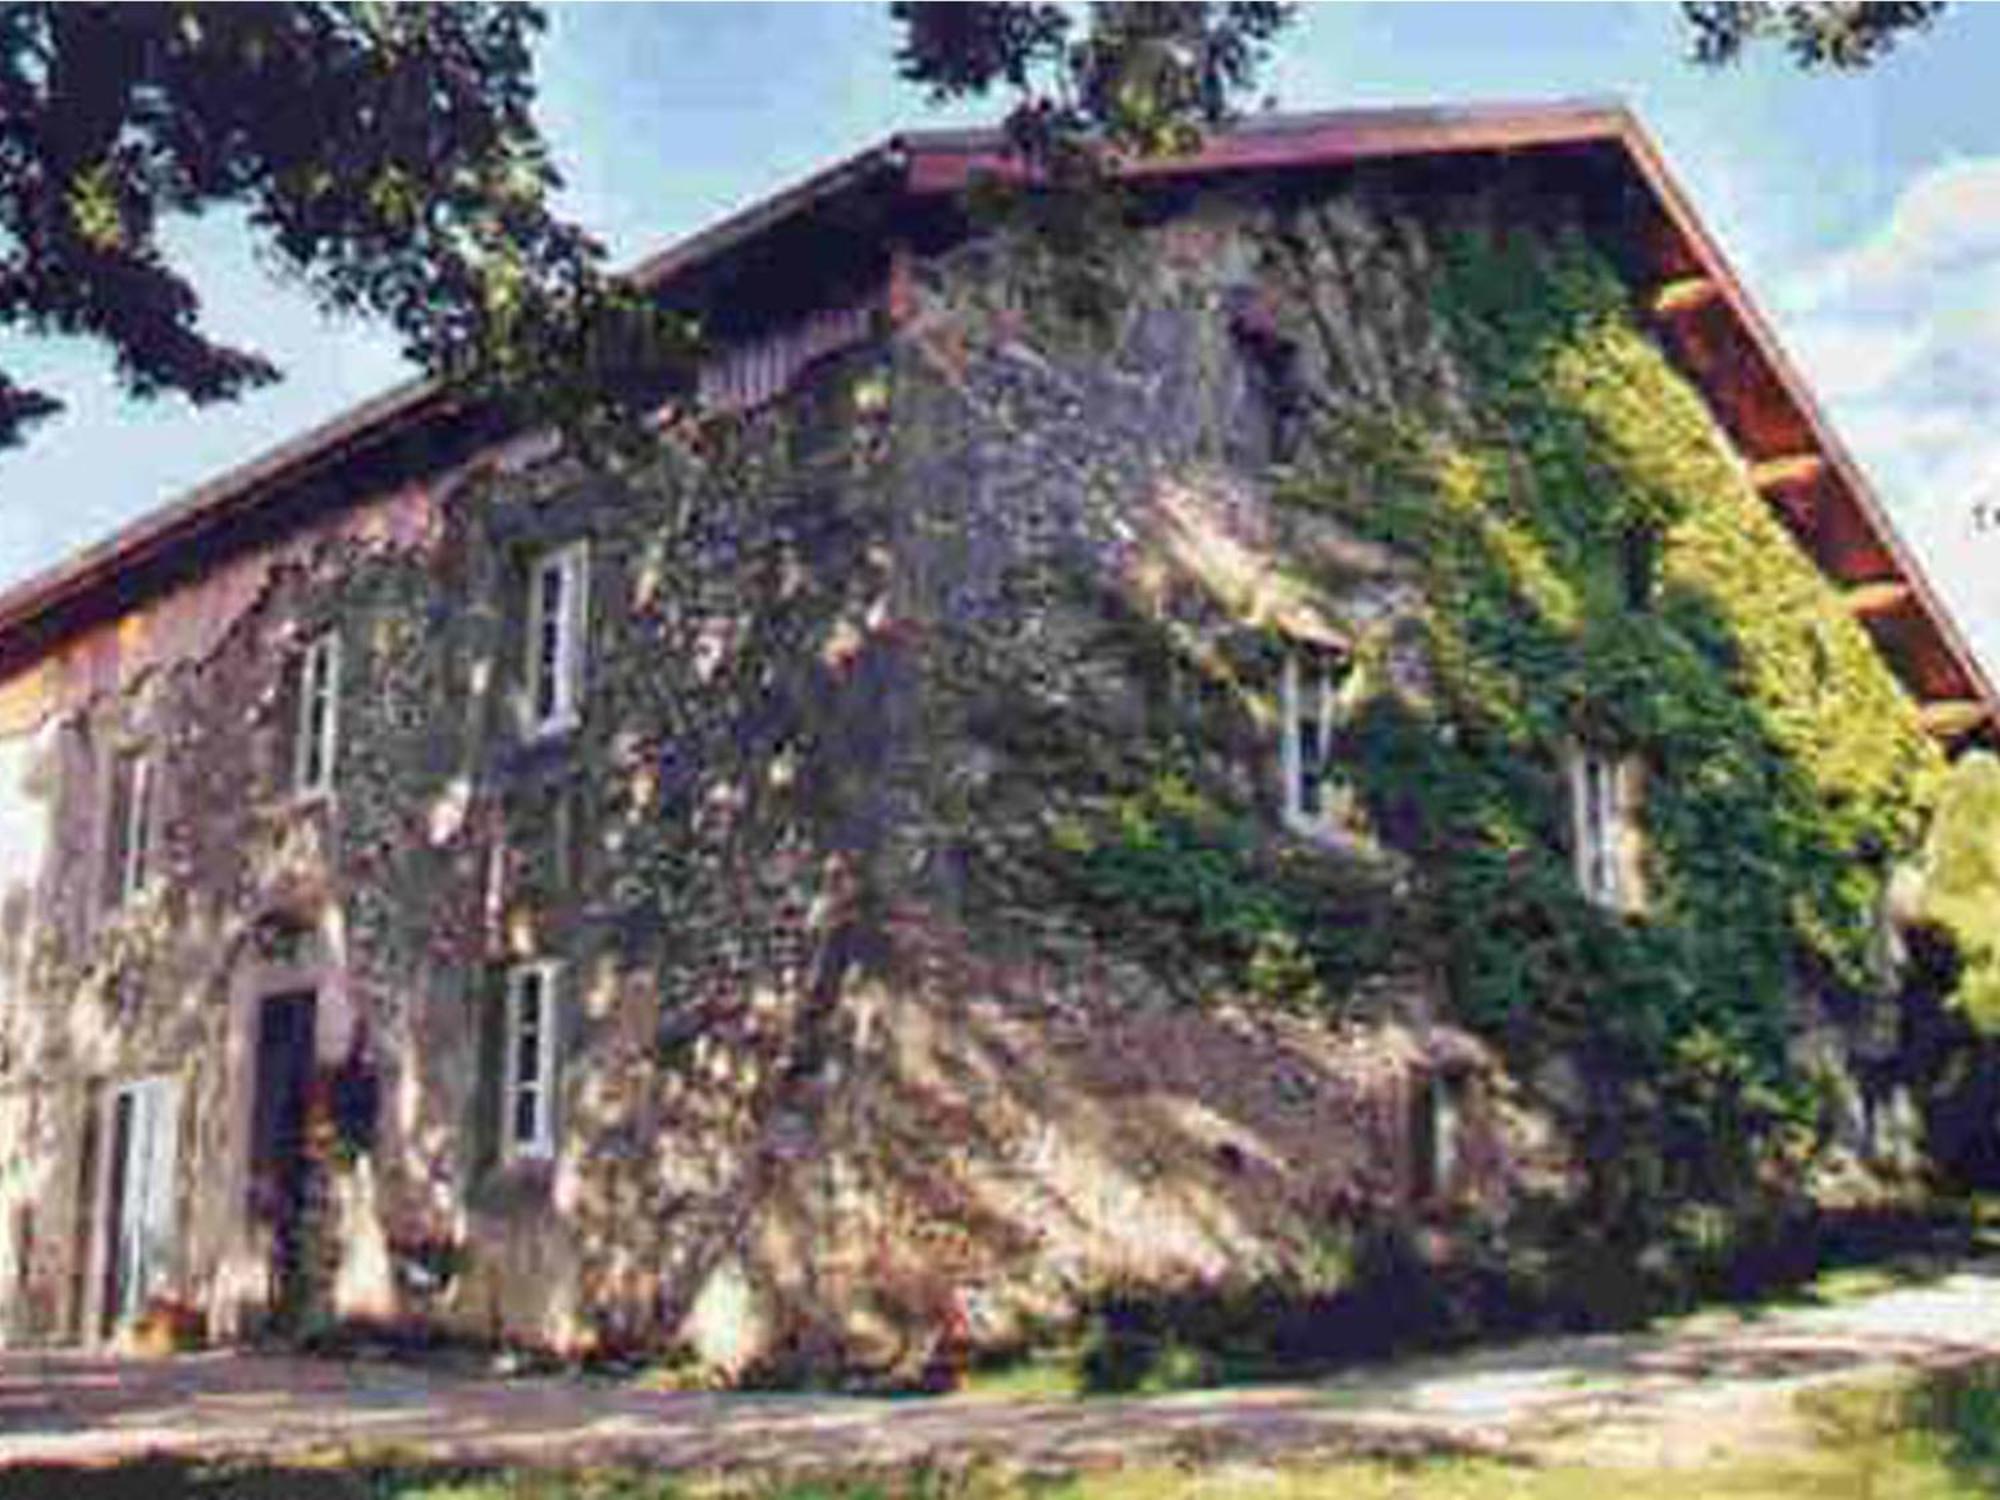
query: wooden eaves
[{"left": 0, "top": 99, "right": 1991, "bottom": 749}]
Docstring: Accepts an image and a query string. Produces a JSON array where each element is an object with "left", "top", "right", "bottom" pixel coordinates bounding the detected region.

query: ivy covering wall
[
  {"left": 1915, "top": 750, "right": 2000, "bottom": 1029},
  {"left": 0, "top": 167, "right": 1968, "bottom": 1363},
  {"left": 1282, "top": 226, "right": 1944, "bottom": 1214}
]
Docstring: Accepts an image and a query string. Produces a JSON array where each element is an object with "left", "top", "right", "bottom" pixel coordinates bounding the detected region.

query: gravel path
[{"left": 5, "top": 1263, "right": 2000, "bottom": 1477}]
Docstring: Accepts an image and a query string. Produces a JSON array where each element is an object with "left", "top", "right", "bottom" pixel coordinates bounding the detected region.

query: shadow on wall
[
  {"left": 534, "top": 456, "right": 1560, "bottom": 1386},
  {"left": 93, "top": 202, "right": 1980, "bottom": 1385}
]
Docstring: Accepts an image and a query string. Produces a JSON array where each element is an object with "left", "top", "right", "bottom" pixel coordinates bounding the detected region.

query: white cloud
[
  {"left": 1795, "top": 158, "right": 2000, "bottom": 311},
  {"left": 1784, "top": 320, "right": 1928, "bottom": 403},
  {"left": 1773, "top": 156, "right": 2000, "bottom": 680}
]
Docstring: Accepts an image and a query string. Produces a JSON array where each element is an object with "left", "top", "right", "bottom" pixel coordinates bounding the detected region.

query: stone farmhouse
[{"left": 0, "top": 101, "right": 1994, "bottom": 1377}]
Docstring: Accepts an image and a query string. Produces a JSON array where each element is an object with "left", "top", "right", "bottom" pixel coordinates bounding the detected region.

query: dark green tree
[
  {"left": 1682, "top": 2, "right": 1947, "bottom": 69},
  {"left": 888, "top": 3, "right": 1954, "bottom": 174},
  {"left": 0, "top": 2, "right": 677, "bottom": 451},
  {"left": 1915, "top": 752, "right": 2000, "bottom": 1031},
  {"left": 891, "top": 3, "right": 1293, "bottom": 169},
  {"left": 0, "top": 2, "right": 1957, "bottom": 455}
]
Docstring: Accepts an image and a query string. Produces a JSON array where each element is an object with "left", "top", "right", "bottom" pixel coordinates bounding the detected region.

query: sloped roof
[{"left": 1, "top": 98, "right": 1991, "bottom": 745}]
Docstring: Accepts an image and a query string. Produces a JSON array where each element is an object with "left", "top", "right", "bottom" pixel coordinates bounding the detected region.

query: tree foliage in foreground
[
  {"left": 889, "top": 3, "right": 1954, "bottom": 178},
  {"left": 1683, "top": 2, "right": 1948, "bottom": 69},
  {"left": 0, "top": 2, "right": 1958, "bottom": 455},
  {"left": 891, "top": 2, "right": 1293, "bottom": 170},
  {"left": 0, "top": 2, "right": 680, "bottom": 452},
  {"left": 1915, "top": 752, "right": 2000, "bottom": 1031}
]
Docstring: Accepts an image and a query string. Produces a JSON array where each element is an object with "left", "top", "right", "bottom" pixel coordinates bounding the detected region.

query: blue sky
[{"left": 3, "top": 2, "right": 1998, "bottom": 675}]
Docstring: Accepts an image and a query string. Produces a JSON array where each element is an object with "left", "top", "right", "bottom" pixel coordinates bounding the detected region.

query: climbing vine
[
  {"left": 1914, "top": 750, "right": 2000, "bottom": 1030},
  {"left": 1280, "top": 227, "right": 1942, "bottom": 1216},
  {"left": 1048, "top": 768, "right": 1407, "bottom": 1011}
]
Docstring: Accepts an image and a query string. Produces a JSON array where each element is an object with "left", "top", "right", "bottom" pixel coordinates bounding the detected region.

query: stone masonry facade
[{"left": 0, "top": 127, "right": 1940, "bottom": 1379}]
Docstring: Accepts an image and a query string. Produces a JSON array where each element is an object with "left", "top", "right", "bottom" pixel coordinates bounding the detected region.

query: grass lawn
[
  {"left": 948, "top": 1203, "right": 2000, "bottom": 1405},
  {"left": 0, "top": 1449, "right": 1985, "bottom": 1500},
  {"left": 6, "top": 1363, "right": 1998, "bottom": 1500}
]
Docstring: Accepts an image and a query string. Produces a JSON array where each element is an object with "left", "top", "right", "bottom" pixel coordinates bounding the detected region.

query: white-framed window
[
  {"left": 1570, "top": 747, "right": 1642, "bottom": 911},
  {"left": 503, "top": 961, "right": 560, "bottom": 1162},
  {"left": 293, "top": 631, "right": 341, "bottom": 796},
  {"left": 1280, "top": 648, "right": 1343, "bottom": 833},
  {"left": 526, "top": 542, "right": 590, "bottom": 737},
  {"left": 112, "top": 749, "right": 154, "bottom": 905}
]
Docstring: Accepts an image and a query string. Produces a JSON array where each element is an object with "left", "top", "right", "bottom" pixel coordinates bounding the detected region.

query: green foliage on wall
[
  {"left": 1286, "top": 228, "right": 1941, "bottom": 1191},
  {"left": 1049, "top": 770, "right": 1403, "bottom": 1011},
  {"left": 1915, "top": 750, "right": 2000, "bottom": 1030}
]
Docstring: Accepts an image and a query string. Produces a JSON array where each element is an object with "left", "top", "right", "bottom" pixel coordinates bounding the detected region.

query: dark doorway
[
  {"left": 250, "top": 991, "right": 317, "bottom": 1335},
  {"left": 68, "top": 1081, "right": 100, "bottom": 1341},
  {"left": 98, "top": 1090, "right": 130, "bottom": 1338}
]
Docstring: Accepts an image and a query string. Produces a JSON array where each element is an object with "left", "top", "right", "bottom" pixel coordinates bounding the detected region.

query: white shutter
[
  {"left": 321, "top": 635, "right": 342, "bottom": 790},
  {"left": 1280, "top": 653, "right": 1302, "bottom": 826},
  {"left": 1591, "top": 757, "right": 1615, "bottom": 905},
  {"left": 111, "top": 1075, "right": 180, "bottom": 1323},
  {"left": 1568, "top": 749, "right": 1590, "bottom": 896},
  {"left": 293, "top": 646, "right": 312, "bottom": 793},
  {"left": 1615, "top": 757, "right": 1646, "bottom": 912},
  {"left": 141, "top": 1078, "right": 180, "bottom": 1303},
  {"left": 1433, "top": 1075, "right": 1462, "bottom": 1191}
]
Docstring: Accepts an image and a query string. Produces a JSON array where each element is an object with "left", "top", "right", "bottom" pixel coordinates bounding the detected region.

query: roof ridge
[{"left": 1, "top": 97, "right": 1990, "bottom": 743}]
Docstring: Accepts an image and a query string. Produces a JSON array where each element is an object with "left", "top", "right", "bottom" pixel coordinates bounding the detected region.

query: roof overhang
[{"left": 1, "top": 99, "right": 1991, "bottom": 746}]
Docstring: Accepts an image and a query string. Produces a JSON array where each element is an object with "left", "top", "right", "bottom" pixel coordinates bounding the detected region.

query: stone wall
[
  {"left": 0, "top": 157, "right": 1812, "bottom": 1376},
  {"left": 821, "top": 174, "right": 1592, "bottom": 1371}
]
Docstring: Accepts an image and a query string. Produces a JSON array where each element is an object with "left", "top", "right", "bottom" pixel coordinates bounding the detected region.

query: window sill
[
  {"left": 1281, "top": 811, "right": 1380, "bottom": 856},
  {"left": 472, "top": 1155, "right": 556, "bottom": 1213},
  {"left": 525, "top": 715, "right": 582, "bottom": 746},
  {"left": 101, "top": 892, "right": 151, "bottom": 924},
  {"left": 250, "top": 788, "right": 337, "bottom": 828},
  {"left": 1579, "top": 890, "right": 1648, "bottom": 920},
  {"left": 1282, "top": 809, "right": 1340, "bottom": 840}
]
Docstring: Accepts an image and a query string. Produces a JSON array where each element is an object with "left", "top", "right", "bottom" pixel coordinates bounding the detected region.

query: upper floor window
[
  {"left": 1570, "top": 747, "right": 1642, "bottom": 912},
  {"left": 527, "top": 542, "right": 590, "bottom": 737},
  {"left": 109, "top": 749, "right": 154, "bottom": 906},
  {"left": 293, "top": 632, "right": 341, "bottom": 796},
  {"left": 1280, "top": 647, "right": 1347, "bottom": 834},
  {"left": 503, "top": 960, "right": 560, "bottom": 1162}
]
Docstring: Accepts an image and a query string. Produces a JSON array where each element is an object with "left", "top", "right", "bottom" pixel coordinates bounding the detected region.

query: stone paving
[{"left": 6, "top": 1263, "right": 2000, "bottom": 1478}]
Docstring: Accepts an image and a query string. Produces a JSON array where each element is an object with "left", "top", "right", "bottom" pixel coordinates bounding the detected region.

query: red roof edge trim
[
  {"left": 0, "top": 98, "right": 1990, "bottom": 745},
  {"left": 901, "top": 99, "right": 1633, "bottom": 195},
  {"left": 1612, "top": 118, "right": 2000, "bottom": 728},
  {"left": 0, "top": 144, "right": 910, "bottom": 657}
]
